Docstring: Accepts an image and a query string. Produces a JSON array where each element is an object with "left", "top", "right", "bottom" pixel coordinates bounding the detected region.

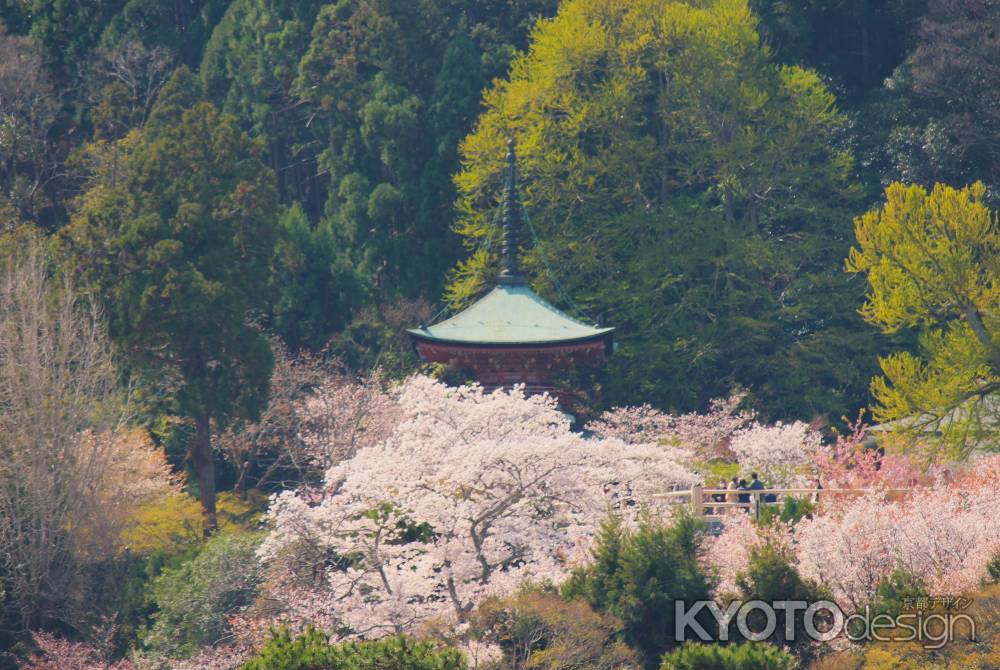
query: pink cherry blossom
[
  {"left": 586, "top": 393, "right": 753, "bottom": 459},
  {"left": 812, "top": 419, "right": 927, "bottom": 490},
  {"left": 18, "top": 632, "right": 134, "bottom": 670},
  {"left": 729, "top": 421, "right": 821, "bottom": 486},
  {"left": 259, "top": 376, "right": 698, "bottom": 639},
  {"left": 703, "top": 511, "right": 795, "bottom": 596},
  {"left": 796, "top": 474, "right": 1000, "bottom": 610},
  {"left": 296, "top": 368, "right": 400, "bottom": 474}
]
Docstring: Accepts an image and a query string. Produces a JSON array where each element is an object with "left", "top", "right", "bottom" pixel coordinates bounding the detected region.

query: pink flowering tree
[
  {"left": 129, "top": 640, "right": 253, "bottom": 670},
  {"left": 217, "top": 341, "right": 400, "bottom": 491},
  {"left": 259, "top": 377, "right": 698, "bottom": 638},
  {"left": 18, "top": 632, "right": 135, "bottom": 670},
  {"left": 586, "top": 393, "right": 753, "bottom": 460},
  {"left": 729, "top": 421, "right": 821, "bottom": 487},
  {"left": 793, "top": 491, "right": 899, "bottom": 610},
  {"left": 702, "top": 512, "right": 760, "bottom": 596},
  {"left": 795, "top": 467, "right": 1000, "bottom": 610},
  {"left": 296, "top": 367, "right": 399, "bottom": 475},
  {"left": 703, "top": 512, "right": 795, "bottom": 596},
  {"left": 585, "top": 404, "right": 677, "bottom": 445},
  {"left": 811, "top": 420, "right": 928, "bottom": 490}
]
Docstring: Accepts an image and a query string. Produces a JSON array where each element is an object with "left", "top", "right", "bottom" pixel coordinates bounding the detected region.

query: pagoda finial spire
[{"left": 498, "top": 137, "right": 527, "bottom": 286}]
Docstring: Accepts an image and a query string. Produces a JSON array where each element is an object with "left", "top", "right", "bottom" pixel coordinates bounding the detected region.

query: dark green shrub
[
  {"left": 240, "top": 628, "right": 466, "bottom": 670},
  {"left": 988, "top": 552, "right": 1000, "bottom": 583},
  {"left": 757, "top": 496, "right": 815, "bottom": 525},
  {"left": 660, "top": 641, "right": 797, "bottom": 670},
  {"left": 140, "top": 531, "right": 264, "bottom": 657},
  {"left": 847, "top": 569, "right": 927, "bottom": 639},
  {"left": 734, "top": 540, "right": 830, "bottom": 655},
  {"left": 563, "top": 512, "right": 714, "bottom": 667}
]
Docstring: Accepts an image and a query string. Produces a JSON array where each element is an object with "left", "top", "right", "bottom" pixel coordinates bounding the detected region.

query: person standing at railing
[
  {"left": 748, "top": 472, "right": 771, "bottom": 515},
  {"left": 737, "top": 478, "right": 750, "bottom": 505},
  {"left": 726, "top": 477, "right": 739, "bottom": 504},
  {"left": 810, "top": 477, "right": 823, "bottom": 504},
  {"left": 708, "top": 479, "right": 726, "bottom": 515}
]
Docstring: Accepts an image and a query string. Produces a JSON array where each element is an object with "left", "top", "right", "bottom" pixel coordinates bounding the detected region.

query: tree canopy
[
  {"left": 6, "top": 0, "right": 980, "bottom": 426},
  {"left": 448, "top": 0, "right": 880, "bottom": 418},
  {"left": 65, "top": 70, "right": 278, "bottom": 531},
  {"left": 847, "top": 181, "right": 1000, "bottom": 457}
]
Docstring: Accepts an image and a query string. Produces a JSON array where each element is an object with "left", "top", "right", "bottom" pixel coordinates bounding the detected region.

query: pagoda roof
[{"left": 407, "top": 284, "right": 614, "bottom": 347}]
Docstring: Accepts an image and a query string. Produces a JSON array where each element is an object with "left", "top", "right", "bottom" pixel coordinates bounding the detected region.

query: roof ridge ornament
[{"left": 498, "top": 137, "right": 528, "bottom": 286}]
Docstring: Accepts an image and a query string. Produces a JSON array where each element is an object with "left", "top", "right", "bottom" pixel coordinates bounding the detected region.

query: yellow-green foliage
[
  {"left": 847, "top": 182, "right": 1000, "bottom": 457},
  {"left": 119, "top": 491, "right": 264, "bottom": 555},
  {"left": 449, "top": 0, "right": 852, "bottom": 305},
  {"left": 705, "top": 460, "right": 741, "bottom": 484},
  {"left": 472, "top": 586, "right": 639, "bottom": 670}
]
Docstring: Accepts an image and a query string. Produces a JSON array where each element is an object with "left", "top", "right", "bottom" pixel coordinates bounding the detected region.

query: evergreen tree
[
  {"left": 564, "top": 514, "right": 713, "bottom": 668},
  {"left": 847, "top": 180, "right": 1000, "bottom": 457},
  {"left": 293, "top": 0, "right": 555, "bottom": 303},
  {"left": 98, "top": 0, "right": 230, "bottom": 67},
  {"left": 269, "top": 202, "right": 364, "bottom": 351},
  {"left": 750, "top": 0, "right": 925, "bottom": 101},
  {"left": 200, "top": 0, "right": 324, "bottom": 213},
  {"left": 868, "top": 0, "right": 1000, "bottom": 198},
  {"left": 64, "top": 69, "right": 278, "bottom": 533}
]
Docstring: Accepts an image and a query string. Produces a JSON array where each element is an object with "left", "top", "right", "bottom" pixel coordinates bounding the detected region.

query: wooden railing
[{"left": 653, "top": 486, "right": 911, "bottom": 520}]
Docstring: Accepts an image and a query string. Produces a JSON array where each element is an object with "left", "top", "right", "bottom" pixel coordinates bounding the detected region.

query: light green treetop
[
  {"left": 847, "top": 181, "right": 1000, "bottom": 457},
  {"left": 447, "top": 0, "right": 871, "bottom": 418}
]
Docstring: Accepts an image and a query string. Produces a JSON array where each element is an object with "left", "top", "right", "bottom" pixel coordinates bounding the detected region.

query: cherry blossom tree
[
  {"left": 22, "top": 635, "right": 254, "bottom": 670},
  {"left": 217, "top": 341, "right": 330, "bottom": 491},
  {"left": 705, "top": 455, "right": 1000, "bottom": 608},
  {"left": 19, "top": 631, "right": 134, "bottom": 670},
  {"left": 259, "top": 377, "right": 698, "bottom": 639},
  {"left": 217, "top": 339, "right": 399, "bottom": 491},
  {"left": 586, "top": 393, "right": 752, "bottom": 459},
  {"left": 129, "top": 641, "right": 253, "bottom": 670},
  {"left": 729, "top": 421, "right": 821, "bottom": 487},
  {"left": 812, "top": 420, "right": 927, "bottom": 490},
  {"left": 704, "top": 512, "right": 795, "bottom": 596},
  {"left": 703, "top": 512, "right": 761, "bottom": 596},
  {"left": 296, "top": 367, "right": 399, "bottom": 475},
  {"left": 793, "top": 492, "right": 898, "bottom": 610},
  {"left": 796, "top": 468, "right": 1000, "bottom": 609},
  {"left": 585, "top": 404, "right": 676, "bottom": 445}
]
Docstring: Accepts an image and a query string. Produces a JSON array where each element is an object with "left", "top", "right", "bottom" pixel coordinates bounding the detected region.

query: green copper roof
[
  {"left": 407, "top": 284, "right": 614, "bottom": 346},
  {"left": 410, "top": 140, "right": 613, "bottom": 350}
]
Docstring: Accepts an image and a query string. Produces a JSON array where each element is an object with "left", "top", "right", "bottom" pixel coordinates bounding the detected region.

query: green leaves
[
  {"left": 449, "top": 0, "right": 877, "bottom": 419},
  {"left": 65, "top": 79, "right": 280, "bottom": 528},
  {"left": 69, "top": 87, "right": 278, "bottom": 415},
  {"left": 142, "top": 532, "right": 264, "bottom": 658},
  {"left": 241, "top": 629, "right": 467, "bottom": 670},
  {"left": 269, "top": 203, "right": 363, "bottom": 351},
  {"left": 288, "top": 0, "right": 555, "bottom": 304},
  {"left": 660, "top": 641, "right": 797, "bottom": 670},
  {"left": 564, "top": 512, "right": 713, "bottom": 666}
]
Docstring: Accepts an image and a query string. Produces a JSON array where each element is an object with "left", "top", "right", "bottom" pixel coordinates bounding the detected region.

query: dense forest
[
  {"left": 8, "top": 0, "right": 998, "bottom": 423},
  {"left": 3, "top": 0, "right": 1000, "bottom": 667}
]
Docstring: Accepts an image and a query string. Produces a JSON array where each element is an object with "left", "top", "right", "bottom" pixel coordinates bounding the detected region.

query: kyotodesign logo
[{"left": 675, "top": 599, "right": 975, "bottom": 650}]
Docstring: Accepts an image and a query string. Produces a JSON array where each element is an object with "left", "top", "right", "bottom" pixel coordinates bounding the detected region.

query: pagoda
[{"left": 407, "top": 139, "right": 614, "bottom": 405}]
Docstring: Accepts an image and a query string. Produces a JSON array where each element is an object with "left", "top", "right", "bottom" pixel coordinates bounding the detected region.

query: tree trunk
[{"left": 190, "top": 412, "right": 218, "bottom": 536}]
